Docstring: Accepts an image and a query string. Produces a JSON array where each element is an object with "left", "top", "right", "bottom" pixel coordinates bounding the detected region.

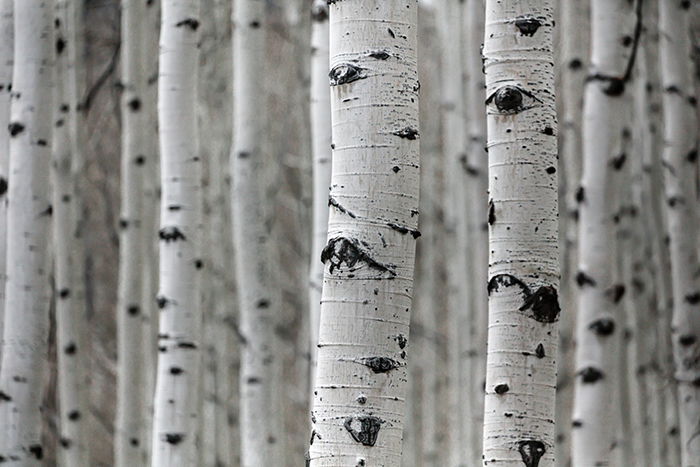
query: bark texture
[
  {"left": 482, "top": 1, "right": 559, "bottom": 465},
  {"left": 0, "top": 0, "right": 11, "bottom": 357},
  {"left": 309, "top": 1, "right": 420, "bottom": 465}
]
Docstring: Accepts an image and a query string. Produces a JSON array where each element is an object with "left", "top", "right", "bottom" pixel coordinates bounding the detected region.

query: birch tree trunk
[
  {"left": 571, "top": 0, "right": 637, "bottom": 464},
  {"left": 115, "top": 0, "right": 148, "bottom": 464},
  {"left": 151, "top": 0, "right": 202, "bottom": 465},
  {"left": 308, "top": 1, "right": 420, "bottom": 465},
  {"left": 309, "top": 0, "right": 331, "bottom": 393},
  {"left": 0, "top": 0, "right": 12, "bottom": 357},
  {"left": 482, "top": 1, "right": 559, "bottom": 465},
  {"left": 231, "top": 1, "right": 282, "bottom": 465},
  {"left": 52, "top": 1, "right": 89, "bottom": 465},
  {"left": 0, "top": 1, "right": 54, "bottom": 463},
  {"left": 659, "top": 1, "right": 700, "bottom": 464}
]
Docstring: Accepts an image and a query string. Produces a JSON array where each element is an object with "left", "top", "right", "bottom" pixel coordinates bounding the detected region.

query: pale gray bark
[{"left": 0, "top": 0, "right": 11, "bottom": 360}]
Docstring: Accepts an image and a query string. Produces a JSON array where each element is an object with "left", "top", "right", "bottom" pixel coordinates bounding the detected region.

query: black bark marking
[
  {"left": 175, "top": 18, "right": 199, "bottom": 30},
  {"left": 37, "top": 139, "right": 47, "bottom": 147},
  {"left": 392, "top": 127, "right": 419, "bottom": 140},
  {"left": 40, "top": 205, "right": 52, "bottom": 217},
  {"left": 249, "top": 21, "right": 260, "bottom": 28},
  {"left": 329, "top": 64, "right": 365, "bottom": 86},
  {"left": 28, "top": 445, "right": 43, "bottom": 460},
  {"left": 344, "top": 415, "right": 382, "bottom": 447},
  {"left": 361, "top": 357, "right": 400, "bottom": 373},
  {"left": 688, "top": 149, "right": 698, "bottom": 163},
  {"left": 0, "top": 177, "right": 7, "bottom": 196},
  {"left": 519, "top": 286, "right": 560, "bottom": 323},
  {"left": 489, "top": 85, "right": 523, "bottom": 113},
  {"left": 8, "top": 122, "right": 24, "bottom": 137},
  {"left": 328, "top": 196, "right": 356, "bottom": 218},
  {"left": 169, "top": 367, "right": 184, "bottom": 375},
  {"left": 578, "top": 367, "right": 604, "bottom": 383},
  {"left": 176, "top": 342, "right": 197, "bottom": 349},
  {"left": 59, "top": 288, "right": 70, "bottom": 299},
  {"left": 681, "top": 0, "right": 691, "bottom": 9},
  {"left": 575, "top": 186, "right": 585, "bottom": 203},
  {"left": 572, "top": 420, "right": 583, "bottom": 428},
  {"left": 575, "top": 271, "right": 596, "bottom": 287},
  {"left": 60, "top": 438, "right": 72, "bottom": 448},
  {"left": 64, "top": 342, "right": 76, "bottom": 355},
  {"left": 488, "top": 200, "right": 496, "bottom": 225},
  {"left": 311, "top": 4, "right": 328, "bottom": 22},
  {"left": 156, "top": 296, "right": 169, "bottom": 309},
  {"left": 194, "top": 259, "right": 203, "bottom": 269},
  {"left": 680, "top": 335, "right": 696, "bottom": 347},
  {"left": 395, "top": 334, "right": 407, "bottom": 349},
  {"left": 129, "top": 438, "right": 139, "bottom": 447},
  {"left": 589, "top": 318, "right": 616, "bottom": 336},
  {"left": 605, "top": 284, "right": 626, "bottom": 303},
  {"left": 610, "top": 153, "right": 627, "bottom": 170},
  {"left": 135, "top": 155, "right": 145, "bottom": 165},
  {"left": 387, "top": 28, "right": 395, "bottom": 38},
  {"left": 686, "top": 293, "right": 700, "bottom": 305},
  {"left": 256, "top": 299, "right": 270, "bottom": 309},
  {"left": 164, "top": 433, "right": 184, "bottom": 445},
  {"left": 321, "top": 237, "right": 396, "bottom": 276},
  {"left": 68, "top": 410, "right": 81, "bottom": 421},
  {"left": 368, "top": 50, "right": 390, "bottom": 60},
  {"left": 0, "top": 391, "right": 10, "bottom": 402},
  {"left": 543, "top": 126, "right": 554, "bottom": 136},
  {"left": 545, "top": 166, "right": 556, "bottom": 174},
  {"left": 356, "top": 394, "right": 367, "bottom": 404},
  {"left": 535, "top": 343, "right": 545, "bottom": 359},
  {"left": 518, "top": 440, "right": 546, "bottom": 467},
  {"left": 514, "top": 16, "right": 542, "bottom": 36},
  {"left": 387, "top": 222, "right": 421, "bottom": 239},
  {"left": 569, "top": 58, "right": 583, "bottom": 70},
  {"left": 159, "top": 226, "right": 186, "bottom": 242},
  {"left": 128, "top": 98, "right": 141, "bottom": 112},
  {"left": 488, "top": 274, "right": 530, "bottom": 297},
  {"left": 494, "top": 384, "right": 510, "bottom": 395},
  {"left": 127, "top": 305, "right": 140, "bottom": 316},
  {"left": 56, "top": 38, "right": 66, "bottom": 55}
]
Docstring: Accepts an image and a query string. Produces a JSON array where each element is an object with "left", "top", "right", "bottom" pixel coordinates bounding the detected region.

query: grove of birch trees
[{"left": 0, "top": 0, "right": 697, "bottom": 466}]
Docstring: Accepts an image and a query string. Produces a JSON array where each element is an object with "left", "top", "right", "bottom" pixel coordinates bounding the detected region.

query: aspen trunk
[
  {"left": 0, "top": 1, "right": 54, "bottom": 463},
  {"left": 151, "top": 0, "right": 202, "bottom": 464},
  {"left": 482, "top": 1, "right": 559, "bottom": 465},
  {"left": 0, "top": 0, "right": 11, "bottom": 357},
  {"left": 659, "top": 1, "right": 700, "bottom": 464},
  {"left": 52, "top": 1, "right": 89, "bottom": 465},
  {"left": 231, "top": 1, "right": 282, "bottom": 465},
  {"left": 308, "top": 1, "right": 420, "bottom": 465},
  {"left": 308, "top": 0, "right": 331, "bottom": 393},
  {"left": 115, "top": 0, "right": 149, "bottom": 463}
]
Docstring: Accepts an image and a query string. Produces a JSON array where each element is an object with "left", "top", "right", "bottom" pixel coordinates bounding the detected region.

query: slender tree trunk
[
  {"left": 231, "top": 1, "right": 282, "bottom": 465},
  {"left": 659, "top": 1, "right": 700, "bottom": 464},
  {"left": 481, "top": 1, "right": 559, "bottom": 465},
  {"left": 0, "top": 1, "right": 54, "bottom": 463},
  {"left": 52, "top": 1, "right": 89, "bottom": 465},
  {"left": 308, "top": 0, "right": 331, "bottom": 395},
  {"left": 115, "top": 0, "right": 148, "bottom": 463},
  {"left": 151, "top": 0, "right": 202, "bottom": 464},
  {"left": 308, "top": 1, "right": 420, "bottom": 465},
  {"left": 0, "top": 0, "right": 11, "bottom": 359}
]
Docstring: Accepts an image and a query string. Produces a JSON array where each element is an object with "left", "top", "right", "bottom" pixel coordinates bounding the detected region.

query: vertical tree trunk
[
  {"left": 115, "top": 0, "right": 148, "bottom": 464},
  {"left": 659, "top": 0, "right": 700, "bottom": 464},
  {"left": 308, "top": 1, "right": 420, "bottom": 465},
  {"left": 481, "top": 1, "right": 559, "bottom": 465},
  {"left": 0, "top": 0, "right": 12, "bottom": 358},
  {"left": 571, "top": 0, "right": 637, "bottom": 464},
  {"left": 231, "top": 1, "right": 282, "bottom": 465},
  {"left": 308, "top": 0, "right": 331, "bottom": 394},
  {"left": 52, "top": 1, "right": 89, "bottom": 465},
  {"left": 151, "top": 0, "right": 202, "bottom": 465},
  {"left": 0, "top": 1, "right": 54, "bottom": 463}
]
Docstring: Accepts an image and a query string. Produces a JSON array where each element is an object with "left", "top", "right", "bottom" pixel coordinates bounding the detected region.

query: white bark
[
  {"left": 115, "top": 0, "right": 149, "bottom": 464},
  {"left": 309, "top": 0, "right": 331, "bottom": 396},
  {"left": 151, "top": 0, "right": 202, "bottom": 465},
  {"left": 0, "top": 1, "right": 54, "bottom": 464},
  {"left": 659, "top": 1, "right": 700, "bottom": 464},
  {"left": 52, "top": 1, "right": 89, "bottom": 465},
  {"left": 231, "top": 1, "right": 282, "bottom": 465},
  {"left": 482, "top": 1, "right": 559, "bottom": 466},
  {"left": 0, "top": 0, "right": 12, "bottom": 359},
  {"left": 308, "top": 1, "right": 420, "bottom": 465}
]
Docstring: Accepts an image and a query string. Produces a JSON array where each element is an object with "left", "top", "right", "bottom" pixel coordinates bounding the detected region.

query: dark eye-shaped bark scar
[
  {"left": 514, "top": 16, "right": 543, "bottom": 37},
  {"left": 359, "top": 356, "right": 401, "bottom": 373},
  {"left": 518, "top": 440, "right": 546, "bottom": 467},
  {"left": 488, "top": 275, "right": 560, "bottom": 323},
  {"left": 485, "top": 85, "right": 541, "bottom": 114},
  {"left": 329, "top": 64, "right": 366, "bottom": 86},
  {"left": 321, "top": 237, "right": 396, "bottom": 277},
  {"left": 344, "top": 415, "right": 383, "bottom": 447}
]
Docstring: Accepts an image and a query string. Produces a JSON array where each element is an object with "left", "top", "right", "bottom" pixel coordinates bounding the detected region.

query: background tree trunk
[{"left": 0, "top": 0, "right": 12, "bottom": 362}]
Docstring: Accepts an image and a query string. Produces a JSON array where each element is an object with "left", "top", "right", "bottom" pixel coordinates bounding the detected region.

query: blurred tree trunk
[
  {"left": 151, "top": 0, "right": 202, "bottom": 464},
  {"left": 52, "top": 0, "right": 89, "bottom": 465},
  {"left": 0, "top": 0, "right": 11, "bottom": 362},
  {"left": 0, "top": 1, "right": 54, "bottom": 464},
  {"left": 481, "top": 0, "right": 559, "bottom": 465},
  {"left": 308, "top": 1, "right": 420, "bottom": 465},
  {"left": 115, "top": 0, "right": 148, "bottom": 463},
  {"left": 659, "top": 0, "right": 700, "bottom": 464}
]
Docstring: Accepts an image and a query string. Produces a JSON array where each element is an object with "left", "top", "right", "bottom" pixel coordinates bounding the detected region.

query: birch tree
[
  {"left": 481, "top": 1, "right": 559, "bottom": 466},
  {"left": 308, "top": 1, "right": 420, "bottom": 465},
  {"left": 659, "top": 0, "right": 700, "bottom": 463},
  {"left": 52, "top": 1, "right": 89, "bottom": 464},
  {"left": 0, "top": 0, "right": 11, "bottom": 355},
  {"left": 0, "top": 1, "right": 54, "bottom": 463},
  {"left": 151, "top": 0, "right": 202, "bottom": 465},
  {"left": 308, "top": 0, "right": 331, "bottom": 391}
]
